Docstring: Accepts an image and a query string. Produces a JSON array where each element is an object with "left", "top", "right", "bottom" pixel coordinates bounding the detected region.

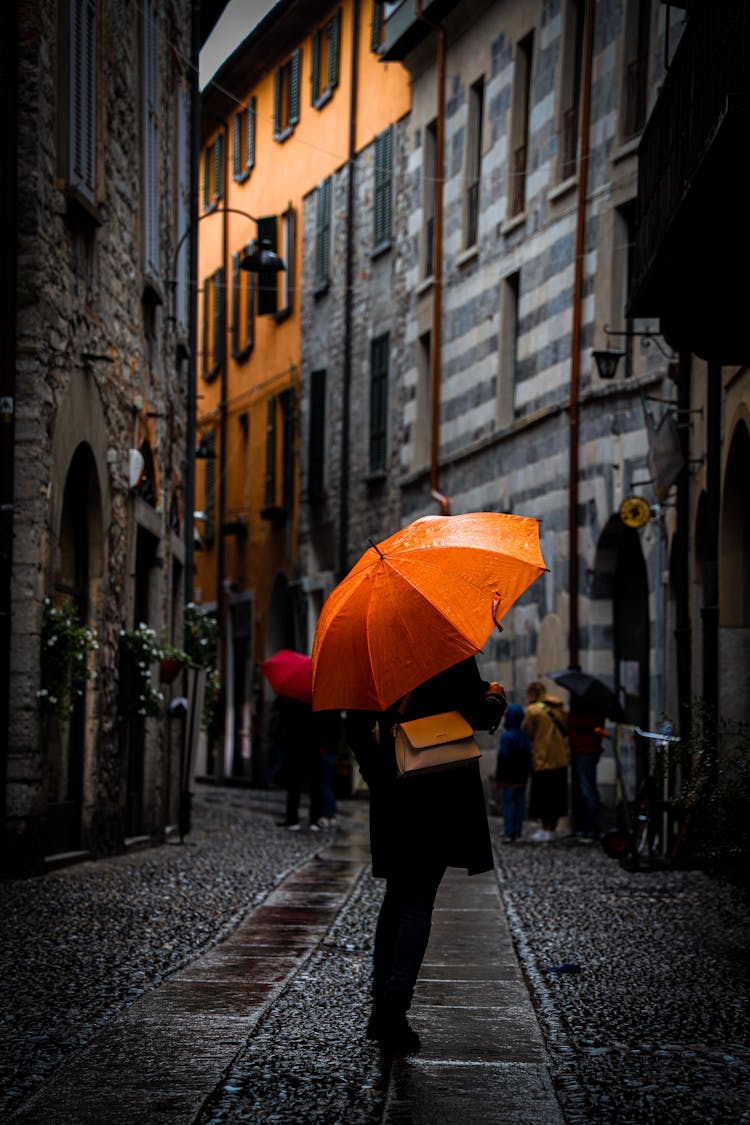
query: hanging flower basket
[{"left": 159, "top": 656, "right": 183, "bottom": 684}]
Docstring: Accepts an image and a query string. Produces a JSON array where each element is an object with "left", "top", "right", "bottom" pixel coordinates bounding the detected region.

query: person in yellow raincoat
[{"left": 523, "top": 681, "right": 569, "bottom": 842}]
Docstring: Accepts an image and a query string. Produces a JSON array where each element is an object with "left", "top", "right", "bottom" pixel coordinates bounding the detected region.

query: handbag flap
[{"left": 399, "top": 710, "right": 473, "bottom": 749}]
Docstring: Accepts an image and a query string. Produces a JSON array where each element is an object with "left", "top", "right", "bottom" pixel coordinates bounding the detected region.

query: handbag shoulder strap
[
  {"left": 541, "top": 702, "right": 567, "bottom": 738},
  {"left": 397, "top": 691, "right": 413, "bottom": 719}
]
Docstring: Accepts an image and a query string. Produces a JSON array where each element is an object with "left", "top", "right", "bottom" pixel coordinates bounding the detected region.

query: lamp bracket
[{"left": 602, "top": 324, "right": 674, "bottom": 359}]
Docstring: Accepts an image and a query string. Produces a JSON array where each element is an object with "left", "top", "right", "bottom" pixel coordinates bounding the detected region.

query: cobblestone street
[{"left": 1, "top": 785, "right": 748, "bottom": 1123}]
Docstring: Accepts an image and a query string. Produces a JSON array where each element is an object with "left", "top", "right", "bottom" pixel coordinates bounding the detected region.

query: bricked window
[
  {"left": 464, "top": 77, "right": 484, "bottom": 248},
  {"left": 274, "top": 49, "right": 302, "bottom": 141},
  {"left": 308, "top": 370, "right": 326, "bottom": 501},
  {"left": 373, "top": 127, "right": 393, "bottom": 251},
  {"left": 142, "top": 0, "right": 159, "bottom": 279},
  {"left": 315, "top": 178, "right": 332, "bottom": 291},
  {"left": 558, "top": 0, "right": 585, "bottom": 182},
  {"left": 278, "top": 205, "right": 295, "bottom": 319},
  {"left": 232, "top": 97, "right": 256, "bottom": 181},
  {"left": 64, "top": 0, "right": 98, "bottom": 209},
  {"left": 621, "top": 0, "right": 652, "bottom": 140},
  {"left": 508, "top": 33, "right": 534, "bottom": 219},
  {"left": 202, "top": 133, "right": 224, "bottom": 210},
  {"left": 311, "top": 9, "right": 341, "bottom": 108},
  {"left": 414, "top": 330, "right": 431, "bottom": 471},
  {"left": 231, "top": 247, "right": 254, "bottom": 360},
  {"left": 422, "top": 120, "right": 437, "bottom": 279},
  {"left": 256, "top": 215, "right": 279, "bottom": 317},
  {"left": 370, "top": 334, "right": 390, "bottom": 473},
  {"left": 201, "top": 268, "right": 225, "bottom": 380}
]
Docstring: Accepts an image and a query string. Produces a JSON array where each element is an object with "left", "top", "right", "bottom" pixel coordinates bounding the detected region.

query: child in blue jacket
[{"left": 495, "top": 703, "right": 532, "bottom": 842}]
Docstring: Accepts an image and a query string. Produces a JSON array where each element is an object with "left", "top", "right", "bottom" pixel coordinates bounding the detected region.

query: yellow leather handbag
[{"left": 393, "top": 710, "right": 481, "bottom": 778}]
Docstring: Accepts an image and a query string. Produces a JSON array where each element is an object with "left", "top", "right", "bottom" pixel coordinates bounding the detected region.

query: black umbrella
[{"left": 548, "top": 668, "right": 626, "bottom": 722}]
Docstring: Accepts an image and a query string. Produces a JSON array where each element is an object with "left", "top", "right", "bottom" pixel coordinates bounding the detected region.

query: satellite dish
[{"left": 128, "top": 449, "right": 145, "bottom": 489}]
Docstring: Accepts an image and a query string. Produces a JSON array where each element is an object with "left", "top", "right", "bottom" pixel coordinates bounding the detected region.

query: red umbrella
[{"left": 261, "top": 649, "right": 313, "bottom": 702}]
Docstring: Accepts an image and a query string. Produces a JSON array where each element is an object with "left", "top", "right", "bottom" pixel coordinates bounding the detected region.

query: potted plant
[{"left": 158, "top": 634, "right": 193, "bottom": 684}]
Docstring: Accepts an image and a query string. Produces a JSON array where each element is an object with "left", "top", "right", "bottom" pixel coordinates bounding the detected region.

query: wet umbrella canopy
[
  {"left": 260, "top": 649, "right": 313, "bottom": 703},
  {"left": 548, "top": 667, "right": 625, "bottom": 722},
  {"left": 312, "top": 512, "right": 546, "bottom": 712}
]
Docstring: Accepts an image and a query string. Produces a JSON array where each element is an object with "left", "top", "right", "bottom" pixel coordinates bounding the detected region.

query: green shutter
[
  {"left": 311, "top": 29, "right": 321, "bottom": 103},
  {"left": 329, "top": 8, "right": 341, "bottom": 89},
  {"left": 371, "top": 1, "right": 383, "bottom": 52},
  {"left": 289, "top": 48, "right": 301, "bottom": 126},
  {"left": 213, "top": 267, "right": 224, "bottom": 370},
  {"left": 202, "top": 276, "right": 209, "bottom": 374},
  {"left": 369, "top": 333, "right": 389, "bottom": 472},
  {"left": 247, "top": 97, "right": 256, "bottom": 169},
  {"left": 231, "top": 252, "right": 240, "bottom": 355},
  {"left": 308, "top": 370, "right": 326, "bottom": 499},
  {"left": 232, "top": 113, "right": 241, "bottom": 178},
  {"left": 274, "top": 67, "right": 283, "bottom": 137},
  {"left": 316, "top": 179, "right": 331, "bottom": 285},
  {"left": 213, "top": 134, "right": 223, "bottom": 198},
  {"left": 202, "top": 148, "right": 210, "bottom": 208},
  {"left": 245, "top": 256, "right": 255, "bottom": 350},
  {"left": 374, "top": 128, "right": 392, "bottom": 246}
]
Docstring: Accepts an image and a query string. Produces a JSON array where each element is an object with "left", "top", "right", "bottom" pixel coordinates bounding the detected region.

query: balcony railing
[{"left": 633, "top": 0, "right": 750, "bottom": 299}]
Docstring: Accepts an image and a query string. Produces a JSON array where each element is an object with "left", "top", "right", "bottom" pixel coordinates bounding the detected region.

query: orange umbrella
[{"left": 312, "top": 512, "right": 546, "bottom": 712}]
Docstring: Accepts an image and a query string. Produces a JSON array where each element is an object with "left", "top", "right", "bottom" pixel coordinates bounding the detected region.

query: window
[
  {"left": 231, "top": 248, "right": 254, "bottom": 359},
  {"left": 202, "top": 133, "right": 223, "bottom": 210},
  {"left": 370, "top": 334, "right": 390, "bottom": 473},
  {"left": 621, "top": 0, "right": 651, "bottom": 139},
  {"left": 308, "top": 370, "right": 326, "bottom": 500},
  {"left": 315, "top": 178, "right": 332, "bottom": 290},
  {"left": 175, "top": 79, "right": 189, "bottom": 334},
  {"left": 232, "top": 97, "right": 256, "bottom": 181},
  {"left": 278, "top": 206, "right": 295, "bottom": 318},
  {"left": 262, "top": 390, "right": 296, "bottom": 521},
  {"left": 559, "top": 0, "right": 585, "bottom": 182},
  {"left": 255, "top": 215, "right": 279, "bottom": 317},
  {"left": 464, "top": 77, "right": 484, "bottom": 248},
  {"left": 64, "top": 0, "right": 98, "bottom": 207},
  {"left": 414, "top": 331, "right": 431, "bottom": 470},
  {"left": 498, "top": 272, "right": 520, "bottom": 423},
  {"left": 373, "top": 127, "right": 393, "bottom": 251},
  {"left": 612, "top": 203, "right": 637, "bottom": 377},
  {"left": 423, "top": 120, "right": 437, "bottom": 279},
  {"left": 201, "top": 268, "right": 225, "bottom": 380},
  {"left": 508, "top": 33, "right": 534, "bottom": 218},
  {"left": 142, "top": 0, "right": 159, "bottom": 278},
  {"left": 274, "top": 49, "right": 302, "bottom": 141},
  {"left": 312, "top": 9, "right": 341, "bottom": 107}
]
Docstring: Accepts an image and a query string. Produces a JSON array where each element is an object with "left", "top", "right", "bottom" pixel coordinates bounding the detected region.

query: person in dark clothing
[
  {"left": 495, "top": 703, "right": 532, "bottom": 842},
  {"left": 270, "top": 696, "right": 322, "bottom": 830},
  {"left": 567, "top": 696, "right": 607, "bottom": 841},
  {"left": 346, "top": 657, "right": 506, "bottom": 1055}
]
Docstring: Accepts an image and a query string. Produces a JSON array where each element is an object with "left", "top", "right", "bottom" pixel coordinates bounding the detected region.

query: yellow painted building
[{"left": 196, "top": 1, "right": 410, "bottom": 779}]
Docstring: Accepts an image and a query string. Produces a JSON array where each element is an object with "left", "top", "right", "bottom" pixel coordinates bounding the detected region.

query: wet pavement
[{"left": 2, "top": 785, "right": 749, "bottom": 1123}]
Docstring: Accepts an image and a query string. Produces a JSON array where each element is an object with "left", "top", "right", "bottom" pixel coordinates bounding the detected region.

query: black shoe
[{"left": 366, "top": 992, "right": 421, "bottom": 1055}]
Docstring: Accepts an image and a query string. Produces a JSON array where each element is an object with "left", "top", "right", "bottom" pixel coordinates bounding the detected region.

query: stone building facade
[{"left": 2, "top": 0, "right": 196, "bottom": 872}]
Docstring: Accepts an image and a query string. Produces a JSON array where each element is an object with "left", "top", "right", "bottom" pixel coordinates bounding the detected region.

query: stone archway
[
  {"left": 719, "top": 420, "right": 750, "bottom": 728},
  {"left": 591, "top": 515, "right": 650, "bottom": 728}
]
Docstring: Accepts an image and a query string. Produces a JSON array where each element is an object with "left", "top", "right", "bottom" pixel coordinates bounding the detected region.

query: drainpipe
[
  {"left": 674, "top": 350, "right": 692, "bottom": 746},
  {"left": 702, "top": 361, "right": 720, "bottom": 735},
  {"left": 567, "top": 0, "right": 595, "bottom": 669},
  {"left": 216, "top": 120, "right": 230, "bottom": 781},
  {"left": 338, "top": 0, "right": 359, "bottom": 579},
  {"left": 0, "top": 0, "right": 19, "bottom": 839},
  {"left": 416, "top": 1, "right": 449, "bottom": 517}
]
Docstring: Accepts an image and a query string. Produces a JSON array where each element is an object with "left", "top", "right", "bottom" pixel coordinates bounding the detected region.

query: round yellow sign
[{"left": 619, "top": 495, "right": 651, "bottom": 529}]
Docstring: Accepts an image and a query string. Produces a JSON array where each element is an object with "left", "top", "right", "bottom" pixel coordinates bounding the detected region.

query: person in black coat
[{"left": 346, "top": 657, "right": 506, "bottom": 1054}]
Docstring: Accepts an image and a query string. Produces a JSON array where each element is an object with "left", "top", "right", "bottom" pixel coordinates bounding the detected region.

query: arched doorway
[
  {"left": 719, "top": 420, "right": 750, "bottom": 728},
  {"left": 592, "top": 515, "right": 650, "bottom": 727},
  {"left": 47, "top": 443, "right": 102, "bottom": 854}
]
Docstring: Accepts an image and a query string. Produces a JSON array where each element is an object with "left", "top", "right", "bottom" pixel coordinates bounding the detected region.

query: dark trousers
[
  {"left": 571, "top": 752, "right": 601, "bottom": 836},
  {"left": 373, "top": 864, "right": 446, "bottom": 999}
]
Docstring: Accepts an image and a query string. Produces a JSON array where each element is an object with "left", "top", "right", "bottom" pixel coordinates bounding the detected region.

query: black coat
[{"left": 345, "top": 658, "right": 501, "bottom": 879}]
